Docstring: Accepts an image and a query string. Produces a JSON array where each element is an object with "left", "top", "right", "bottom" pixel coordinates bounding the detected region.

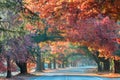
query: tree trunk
[
  {"left": 91, "top": 52, "right": 103, "bottom": 72},
  {"left": 42, "top": 58, "right": 45, "bottom": 70},
  {"left": 6, "top": 56, "right": 12, "bottom": 78},
  {"left": 103, "top": 59, "right": 110, "bottom": 71},
  {"left": 71, "top": 62, "right": 73, "bottom": 67},
  {"left": 48, "top": 63, "right": 51, "bottom": 69},
  {"left": 114, "top": 60, "right": 120, "bottom": 73},
  {"left": 36, "top": 53, "right": 42, "bottom": 72},
  {"left": 58, "top": 63, "right": 61, "bottom": 68},
  {"left": 65, "top": 60, "right": 69, "bottom": 67},
  {"left": 53, "top": 57, "right": 56, "bottom": 69},
  {"left": 62, "top": 61, "right": 65, "bottom": 68},
  {"left": 48, "top": 59, "right": 52, "bottom": 69},
  {"left": 97, "top": 62, "right": 102, "bottom": 72},
  {"left": 16, "top": 62, "right": 27, "bottom": 74}
]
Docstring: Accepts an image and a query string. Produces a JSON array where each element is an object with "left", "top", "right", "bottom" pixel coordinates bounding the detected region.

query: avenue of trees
[{"left": 0, "top": 0, "right": 120, "bottom": 78}]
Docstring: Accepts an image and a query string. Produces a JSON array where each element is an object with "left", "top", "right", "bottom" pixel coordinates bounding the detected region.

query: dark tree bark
[
  {"left": 71, "top": 62, "right": 74, "bottom": 67},
  {"left": 48, "top": 63, "right": 51, "bottom": 69},
  {"left": 62, "top": 61, "right": 65, "bottom": 68},
  {"left": 103, "top": 59, "right": 110, "bottom": 71},
  {"left": 16, "top": 62, "right": 27, "bottom": 74},
  {"left": 48, "top": 59, "right": 52, "bottom": 69},
  {"left": 42, "top": 58, "right": 45, "bottom": 70},
  {"left": 97, "top": 62, "right": 102, "bottom": 72},
  {"left": 6, "top": 56, "right": 12, "bottom": 78},
  {"left": 53, "top": 57, "right": 56, "bottom": 69},
  {"left": 114, "top": 60, "right": 120, "bottom": 73},
  {"left": 58, "top": 63, "right": 61, "bottom": 68},
  {"left": 65, "top": 60, "right": 69, "bottom": 67},
  {"left": 92, "top": 51, "right": 110, "bottom": 72},
  {"left": 36, "top": 53, "right": 42, "bottom": 72},
  {"left": 91, "top": 51, "right": 103, "bottom": 72}
]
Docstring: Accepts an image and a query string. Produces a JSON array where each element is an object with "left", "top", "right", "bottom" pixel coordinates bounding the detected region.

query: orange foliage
[
  {"left": 50, "top": 41, "right": 69, "bottom": 54},
  {"left": 27, "top": 62, "right": 36, "bottom": 72},
  {"left": 24, "top": 0, "right": 120, "bottom": 28},
  {"left": 23, "top": 0, "right": 120, "bottom": 59},
  {"left": 25, "top": 23, "right": 35, "bottom": 31}
]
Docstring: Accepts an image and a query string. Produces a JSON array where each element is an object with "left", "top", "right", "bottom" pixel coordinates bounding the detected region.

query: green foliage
[
  {"left": 67, "top": 43, "right": 92, "bottom": 57},
  {"left": 0, "top": 0, "right": 23, "bottom": 12},
  {"left": 28, "top": 45, "right": 41, "bottom": 58},
  {"left": 68, "top": 43, "right": 79, "bottom": 49},
  {"left": 31, "top": 28, "right": 64, "bottom": 43},
  {"left": 25, "top": 12, "right": 40, "bottom": 25},
  {"left": 78, "top": 46, "right": 92, "bottom": 57},
  {"left": 0, "top": 42, "right": 2, "bottom": 53},
  {"left": 68, "top": 55, "right": 84, "bottom": 61},
  {"left": 0, "top": 22, "right": 27, "bottom": 42},
  {"left": 0, "top": 0, "right": 28, "bottom": 43}
]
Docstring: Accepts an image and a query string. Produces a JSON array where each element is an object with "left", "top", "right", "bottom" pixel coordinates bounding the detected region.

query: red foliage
[
  {"left": 66, "top": 16, "right": 119, "bottom": 58},
  {"left": 0, "top": 61, "right": 18, "bottom": 73},
  {"left": 0, "top": 61, "right": 6, "bottom": 73}
]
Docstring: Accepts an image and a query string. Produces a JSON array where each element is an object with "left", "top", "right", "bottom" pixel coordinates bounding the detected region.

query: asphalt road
[
  {"left": 30, "top": 66, "right": 120, "bottom": 80},
  {"left": 30, "top": 76, "right": 120, "bottom": 80}
]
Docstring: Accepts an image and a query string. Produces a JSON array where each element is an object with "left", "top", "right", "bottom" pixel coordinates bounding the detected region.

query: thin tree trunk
[
  {"left": 53, "top": 57, "right": 56, "bottom": 69},
  {"left": 65, "top": 60, "right": 69, "bottom": 67},
  {"left": 71, "top": 62, "right": 73, "bottom": 67},
  {"left": 58, "top": 63, "right": 61, "bottom": 68},
  {"left": 6, "top": 56, "right": 12, "bottom": 78},
  {"left": 48, "top": 63, "right": 51, "bottom": 69},
  {"left": 48, "top": 59, "right": 52, "bottom": 69},
  {"left": 62, "top": 61, "right": 65, "bottom": 68},
  {"left": 42, "top": 58, "right": 45, "bottom": 70},
  {"left": 36, "top": 53, "right": 42, "bottom": 72}
]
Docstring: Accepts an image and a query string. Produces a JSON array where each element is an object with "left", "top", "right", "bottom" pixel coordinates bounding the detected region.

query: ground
[{"left": 1, "top": 66, "right": 120, "bottom": 80}]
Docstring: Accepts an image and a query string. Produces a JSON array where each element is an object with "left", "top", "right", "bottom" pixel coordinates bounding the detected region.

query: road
[
  {"left": 30, "top": 76, "right": 120, "bottom": 80},
  {"left": 30, "top": 66, "right": 120, "bottom": 80}
]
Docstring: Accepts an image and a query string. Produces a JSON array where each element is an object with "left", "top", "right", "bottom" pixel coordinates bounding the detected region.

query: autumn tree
[
  {"left": 67, "top": 16, "right": 120, "bottom": 72},
  {"left": 19, "top": 0, "right": 120, "bottom": 73},
  {"left": 0, "top": 33, "right": 36, "bottom": 78},
  {"left": 23, "top": 0, "right": 120, "bottom": 73}
]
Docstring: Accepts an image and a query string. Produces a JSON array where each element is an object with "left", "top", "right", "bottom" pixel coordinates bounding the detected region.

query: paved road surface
[
  {"left": 30, "top": 76, "right": 120, "bottom": 80},
  {"left": 30, "top": 66, "right": 120, "bottom": 80}
]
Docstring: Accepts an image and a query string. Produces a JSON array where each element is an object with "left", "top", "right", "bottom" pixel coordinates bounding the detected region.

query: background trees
[{"left": 23, "top": 0, "right": 120, "bottom": 73}]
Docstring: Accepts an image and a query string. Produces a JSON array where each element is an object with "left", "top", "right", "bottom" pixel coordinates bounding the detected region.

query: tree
[
  {"left": 0, "top": 34, "right": 36, "bottom": 77},
  {"left": 13, "top": 34, "right": 35, "bottom": 74},
  {"left": 23, "top": 0, "right": 120, "bottom": 73},
  {"left": 30, "top": 18, "right": 64, "bottom": 71},
  {"left": 67, "top": 16, "right": 118, "bottom": 58},
  {"left": 0, "top": 0, "right": 38, "bottom": 77},
  {"left": 113, "top": 49, "right": 120, "bottom": 73},
  {"left": 66, "top": 16, "right": 120, "bottom": 72},
  {"left": 23, "top": 0, "right": 119, "bottom": 59}
]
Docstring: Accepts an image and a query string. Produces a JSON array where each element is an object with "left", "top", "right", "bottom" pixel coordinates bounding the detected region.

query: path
[{"left": 30, "top": 66, "right": 120, "bottom": 80}]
